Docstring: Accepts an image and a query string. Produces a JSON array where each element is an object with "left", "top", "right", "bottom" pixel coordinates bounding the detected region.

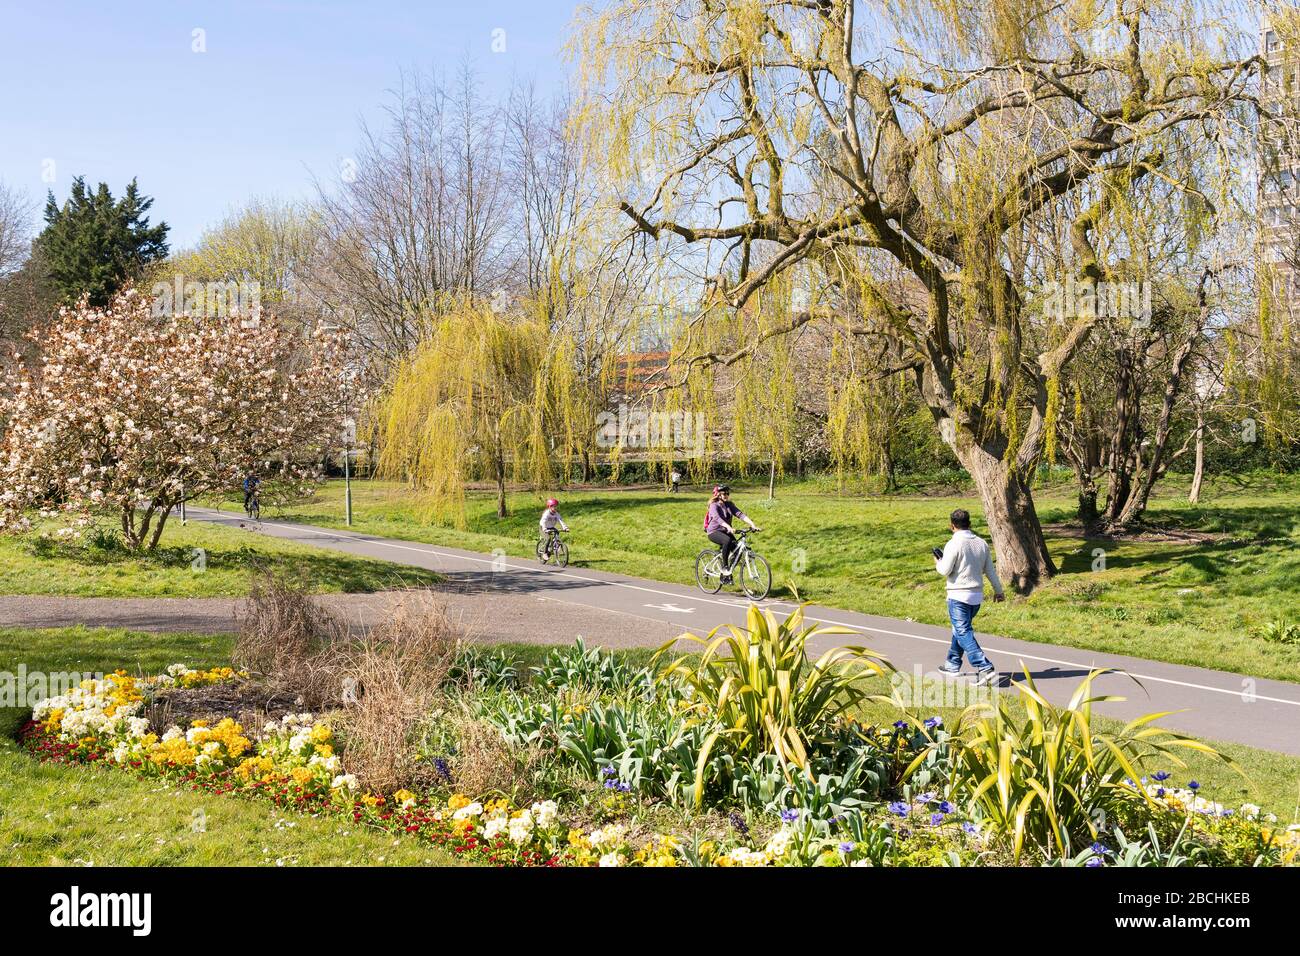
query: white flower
[
  {"left": 765, "top": 829, "right": 792, "bottom": 858},
  {"left": 598, "top": 853, "right": 623, "bottom": 867},
  {"left": 727, "top": 847, "right": 768, "bottom": 867},
  {"left": 452, "top": 802, "right": 483, "bottom": 821},
  {"left": 588, "top": 823, "right": 626, "bottom": 849},
  {"left": 330, "top": 774, "right": 358, "bottom": 792},
  {"left": 530, "top": 800, "right": 558, "bottom": 829},
  {"left": 508, "top": 812, "right": 534, "bottom": 844},
  {"left": 1239, "top": 803, "right": 1261, "bottom": 819},
  {"left": 483, "top": 817, "right": 508, "bottom": 840}
]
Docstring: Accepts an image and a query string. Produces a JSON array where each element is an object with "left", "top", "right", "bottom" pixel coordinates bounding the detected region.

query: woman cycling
[{"left": 705, "top": 485, "right": 760, "bottom": 581}]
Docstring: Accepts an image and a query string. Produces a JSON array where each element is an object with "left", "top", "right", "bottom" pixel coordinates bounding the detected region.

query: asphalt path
[{"left": 188, "top": 507, "right": 1300, "bottom": 756}]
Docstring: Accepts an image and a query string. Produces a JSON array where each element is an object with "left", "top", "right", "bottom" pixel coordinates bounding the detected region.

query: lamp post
[{"left": 342, "top": 418, "right": 355, "bottom": 527}]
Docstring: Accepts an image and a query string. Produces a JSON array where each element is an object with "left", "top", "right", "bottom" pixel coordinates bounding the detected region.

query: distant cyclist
[
  {"left": 705, "top": 485, "right": 760, "bottom": 582},
  {"left": 242, "top": 472, "right": 261, "bottom": 516},
  {"left": 539, "top": 497, "right": 568, "bottom": 561}
]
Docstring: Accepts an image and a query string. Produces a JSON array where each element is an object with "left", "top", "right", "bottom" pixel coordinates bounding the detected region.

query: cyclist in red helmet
[{"left": 539, "top": 497, "right": 568, "bottom": 562}]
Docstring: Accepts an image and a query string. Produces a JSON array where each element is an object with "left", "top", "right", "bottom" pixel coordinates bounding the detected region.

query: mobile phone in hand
[{"left": 931, "top": 547, "right": 944, "bottom": 560}]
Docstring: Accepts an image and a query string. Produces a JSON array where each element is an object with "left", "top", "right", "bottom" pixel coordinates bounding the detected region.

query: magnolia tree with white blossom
[{"left": 0, "top": 288, "right": 356, "bottom": 550}]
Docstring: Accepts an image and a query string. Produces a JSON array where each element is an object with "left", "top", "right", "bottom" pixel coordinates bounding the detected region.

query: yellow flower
[
  {"left": 315, "top": 743, "right": 333, "bottom": 758},
  {"left": 447, "top": 794, "right": 471, "bottom": 811},
  {"left": 290, "top": 767, "right": 313, "bottom": 785},
  {"left": 361, "top": 794, "right": 381, "bottom": 808},
  {"left": 310, "top": 724, "right": 332, "bottom": 743}
]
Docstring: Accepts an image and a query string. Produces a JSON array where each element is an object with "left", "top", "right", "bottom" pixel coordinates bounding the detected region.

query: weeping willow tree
[
  {"left": 373, "top": 299, "right": 580, "bottom": 523},
  {"left": 572, "top": 0, "right": 1258, "bottom": 592}
]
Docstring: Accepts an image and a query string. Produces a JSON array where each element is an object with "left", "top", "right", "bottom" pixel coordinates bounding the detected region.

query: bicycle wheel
[
  {"left": 695, "top": 549, "right": 724, "bottom": 594},
  {"left": 250, "top": 500, "right": 261, "bottom": 521},
  {"left": 553, "top": 539, "right": 569, "bottom": 568},
  {"left": 740, "top": 553, "right": 771, "bottom": 600}
]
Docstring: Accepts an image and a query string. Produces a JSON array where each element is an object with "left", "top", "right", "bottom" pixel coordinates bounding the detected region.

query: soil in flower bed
[{"left": 146, "top": 679, "right": 306, "bottom": 734}]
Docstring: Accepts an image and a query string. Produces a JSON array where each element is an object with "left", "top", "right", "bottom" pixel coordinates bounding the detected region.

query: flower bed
[{"left": 19, "top": 630, "right": 1300, "bottom": 868}]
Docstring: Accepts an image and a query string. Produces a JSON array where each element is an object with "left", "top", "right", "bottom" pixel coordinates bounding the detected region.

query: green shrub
[
  {"left": 910, "top": 667, "right": 1235, "bottom": 861},
  {"left": 656, "top": 605, "right": 891, "bottom": 805}
]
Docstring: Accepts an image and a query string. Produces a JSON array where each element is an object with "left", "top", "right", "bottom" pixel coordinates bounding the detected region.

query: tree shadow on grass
[{"left": 21, "top": 534, "right": 440, "bottom": 595}]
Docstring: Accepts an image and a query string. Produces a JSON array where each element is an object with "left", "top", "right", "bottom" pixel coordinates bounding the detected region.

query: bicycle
[
  {"left": 245, "top": 492, "right": 261, "bottom": 521},
  {"left": 695, "top": 528, "right": 771, "bottom": 600},
  {"left": 536, "top": 528, "right": 569, "bottom": 568}
]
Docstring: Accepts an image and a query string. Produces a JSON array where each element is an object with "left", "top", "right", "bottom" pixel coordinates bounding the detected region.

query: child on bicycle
[
  {"left": 705, "top": 485, "right": 760, "bottom": 581},
  {"left": 539, "top": 498, "right": 568, "bottom": 560}
]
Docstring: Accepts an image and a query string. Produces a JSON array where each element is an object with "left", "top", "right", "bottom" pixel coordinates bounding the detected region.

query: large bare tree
[{"left": 573, "top": 0, "right": 1258, "bottom": 591}]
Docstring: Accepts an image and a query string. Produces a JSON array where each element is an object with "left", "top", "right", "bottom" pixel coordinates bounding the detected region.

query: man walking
[{"left": 934, "top": 509, "right": 1004, "bottom": 684}]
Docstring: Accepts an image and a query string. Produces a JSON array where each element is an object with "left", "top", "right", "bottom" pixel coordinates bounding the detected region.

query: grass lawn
[
  {"left": 238, "top": 474, "right": 1300, "bottom": 683},
  {"left": 0, "top": 516, "right": 438, "bottom": 598},
  {"left": 0, "top": 626, "right": 456, "bottom": 866}
]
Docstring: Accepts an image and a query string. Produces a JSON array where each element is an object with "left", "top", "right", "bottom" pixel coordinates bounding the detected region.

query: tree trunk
[
  {"left": 768, "top": 455, "right": 776, "bottom": 500},
  {"left": 1189, "top": 410, "right": 1205, "bottom": 504},
  {"left": 1077, "top": 480, "right": 1099, "bottom": 529},
  {"left": 492, "top": 423, "right": 508, "bottom": 518},
  {"left": 961, "top": 445, "right": 1057, "bottom": 593},
  {"left": 147, "top": 508, "right": 170, "bottom": 551}
]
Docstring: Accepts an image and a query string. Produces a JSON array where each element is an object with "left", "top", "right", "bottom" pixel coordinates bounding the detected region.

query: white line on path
[{"left": 202, "top": 510, "right": 1300, "bottom": 709}]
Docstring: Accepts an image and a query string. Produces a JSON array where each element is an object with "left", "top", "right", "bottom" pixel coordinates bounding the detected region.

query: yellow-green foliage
[
  {"left": 909, "top": 667, "right": 1234, "bottom": 861},
  {"left": 372, "top": 299, "right": 580, "bottom": 526},
  {"left": 656, "top": 604, "right": 891, "bottom": 804}
]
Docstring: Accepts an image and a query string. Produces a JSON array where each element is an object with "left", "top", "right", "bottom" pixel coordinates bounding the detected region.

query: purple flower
[
  {"left": 888, "top": 802, "right": 909, "bottom": 818},
  {"left": 601, "top": 766, "right": 617, "bottom": 777},
  {"left": 961, "top": 822, "right": 977, "bottom": 835},
  {"left": 938, "top": 801, "right": 954, "bottom": 814},
  {"left": 924, "top": 716, "right": 942, "bottom": 730},
  {"left": 1085, "top": 857, "right": 1104, "bottom": 868},
  {"left": 839, "top": 841, "right": 855, "bottom": 853},
  {"left": 780, "top": 808, "right": 800, "bottom": 824},
  {"left": 1152, "top": 771, "right": 1171, "bottom": 782},
  {"left": 1090, "top": 842, "right": 1109, "bottom": 856},
  {"left": 917, "top": 792, "right": 935, "bottom": 804},
  {"left": 929, "top": 812, "right": 944, "bottom": 826},
  {"left": 1188, "top": 780, "right": 1200, "bottom": 790},
  {"left": 729, "top": 811, "right": 749, "bottom": 836},
  {"left": 893, "top": 720, "right": 909, "bottom": 731},
  {"left": 1155, "top": 787, "right": 1166, "bottom": 798}
]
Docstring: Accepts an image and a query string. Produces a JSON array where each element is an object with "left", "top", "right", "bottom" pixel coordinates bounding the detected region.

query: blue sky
[{"left": 0, "top": 0, "right": 578, "bottom": 248}]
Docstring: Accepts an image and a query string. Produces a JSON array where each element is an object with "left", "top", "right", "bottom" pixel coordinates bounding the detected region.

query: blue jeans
[{"left": 946, "top": 599, "right": 993, "bottom": 671}]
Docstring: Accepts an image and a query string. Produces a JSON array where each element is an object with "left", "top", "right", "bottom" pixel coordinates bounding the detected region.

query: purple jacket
[{"left": 706, "top": 499, "right": 744, "bottom": 534}]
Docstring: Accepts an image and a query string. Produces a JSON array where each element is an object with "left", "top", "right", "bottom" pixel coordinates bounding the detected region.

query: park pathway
[{"left": 98, "top": 507, "right": 1300, "bottom": 755}]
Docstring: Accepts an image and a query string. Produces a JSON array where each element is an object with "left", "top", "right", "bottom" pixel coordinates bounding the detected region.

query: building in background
[{"left": 1260, "top": 21, "right": 1300, "bottom": 312}]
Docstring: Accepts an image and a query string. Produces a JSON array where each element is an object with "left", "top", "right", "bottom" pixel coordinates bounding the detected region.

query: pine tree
[{"left": 35, "top": 177, "right": 169, "bottom": 305}]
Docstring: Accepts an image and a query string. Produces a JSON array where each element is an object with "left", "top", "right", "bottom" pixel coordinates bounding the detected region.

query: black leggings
[{"left": 707, "top": 529, "right": 737, "bottom": 568}]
